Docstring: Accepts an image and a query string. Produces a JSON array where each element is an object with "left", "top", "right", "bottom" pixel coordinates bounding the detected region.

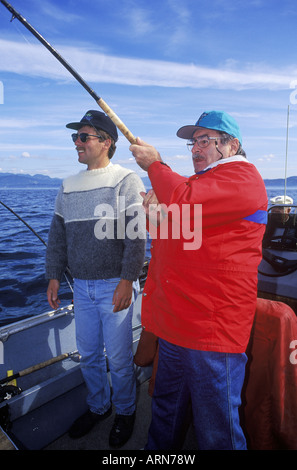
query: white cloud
[
  {"left": 1, "top": 39, "right": 296, "bottom": 91},
  {"left": 173, "top": 154, "right": 189, "bottom": 160},
  {"left": 125, "top": 8, "right": 155, "bottom": 36},
  {"left": 38, "top": 0, "right": 80, "bottom": 23},
  {"left": 258, "top": 153, "right": 276, "bottom": 162},
  {"left": 1, "top": 144, "right": 71, "bottom": 151}
]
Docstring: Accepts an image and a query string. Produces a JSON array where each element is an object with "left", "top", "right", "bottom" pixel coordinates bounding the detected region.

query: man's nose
[{"left": 192, "top": 141, "right": 200, "bottom": 154}]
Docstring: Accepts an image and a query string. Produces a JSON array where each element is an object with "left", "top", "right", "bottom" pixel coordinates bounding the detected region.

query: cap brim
[
  {"left": 66, "top": 121, "right": 83, "bottom": 130},
  {"left": 66, "top": 118, "right": 118, "bottom": 142},
  {"left": 176, "top": 125, "right": 200, "bottom": 139}
]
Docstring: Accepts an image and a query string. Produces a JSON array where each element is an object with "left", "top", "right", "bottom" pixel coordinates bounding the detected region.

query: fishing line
[
  {"left": 11, "top": 15, "right": 34, "bottom": 46},
  {"left": 1, "top": 0, "right": 136, "bottom": 144},
  {"left": 0, "top": 200, "right": 73, "bottom": 294}
]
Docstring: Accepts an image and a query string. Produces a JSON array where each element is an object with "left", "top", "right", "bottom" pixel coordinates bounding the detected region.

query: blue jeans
[
  {"left": 146, "top": 339, "right": 247, "bottom": 450},
  {"left": 73, "top": 278, "right": 138, "bottom": 416}
]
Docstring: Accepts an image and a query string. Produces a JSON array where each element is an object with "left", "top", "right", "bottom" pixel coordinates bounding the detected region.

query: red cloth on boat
[{"left": 242, "top": 298, "right": 297, "bottom": 450}]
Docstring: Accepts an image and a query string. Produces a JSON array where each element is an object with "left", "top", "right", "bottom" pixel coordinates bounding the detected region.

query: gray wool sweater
[{"left": 45, "top": 163, "right": 146, "bottom": 282}]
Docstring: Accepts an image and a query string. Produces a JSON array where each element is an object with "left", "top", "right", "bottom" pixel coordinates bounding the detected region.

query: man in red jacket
[{"left": 130, "top": 111, "right": 267, "bottom": 450}]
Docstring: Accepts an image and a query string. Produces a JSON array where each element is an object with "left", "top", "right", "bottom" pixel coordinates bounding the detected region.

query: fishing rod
[
  {"left": 0, "top": 200, "right": 46, "bottom": 247},
  {"left": 0, "top": 350, "right": 79, "bottom": 386},
  {"left": 0, "top": 200, "right": 73, "bottom": 293},
  {"left": 0, "top": 0, "right": 136, "bottom": 144},
  {"left": 0, "top": 350, "right": 79, "bottom": 403}
]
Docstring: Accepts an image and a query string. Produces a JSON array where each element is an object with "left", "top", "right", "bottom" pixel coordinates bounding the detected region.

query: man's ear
[
  {"left": 103, "top": 139, "right": 111, "bottom": 151},
  {"left": 230, "top": 138, "right": 240, "bottom": 156}
]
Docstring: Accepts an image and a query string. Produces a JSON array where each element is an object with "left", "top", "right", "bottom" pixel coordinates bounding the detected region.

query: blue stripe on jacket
[{"left": 243, "top": 210, "right": 267, "bottom": 224}]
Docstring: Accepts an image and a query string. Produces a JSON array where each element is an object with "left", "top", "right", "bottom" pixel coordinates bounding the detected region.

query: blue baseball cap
[
  {"left": 66, "top": 110, "right": 118, "bottom": 142},
  {"left": 176, "top": 111, "right": 242, "bottom": 145}
]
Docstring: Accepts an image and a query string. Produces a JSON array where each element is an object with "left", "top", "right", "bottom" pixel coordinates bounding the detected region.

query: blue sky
[{"left": 1, "top": 0, "right": 297, "bottom": 180}]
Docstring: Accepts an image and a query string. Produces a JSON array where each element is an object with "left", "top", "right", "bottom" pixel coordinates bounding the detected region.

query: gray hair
[{"left": 218, "top": 132, "right": 246, "bottom": 158}]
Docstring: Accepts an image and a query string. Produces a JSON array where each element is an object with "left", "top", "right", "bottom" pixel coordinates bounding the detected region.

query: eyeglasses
[
  {"left": 71, "top": 132, "right": 104, "bottom": 143},
  {"left": 187, "top": 136, "right": 221, "bottom": 151}
]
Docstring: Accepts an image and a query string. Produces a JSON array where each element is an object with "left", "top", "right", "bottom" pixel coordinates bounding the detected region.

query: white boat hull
[{"left": 0, "top": 293, "right": 151, "bottom": 449}]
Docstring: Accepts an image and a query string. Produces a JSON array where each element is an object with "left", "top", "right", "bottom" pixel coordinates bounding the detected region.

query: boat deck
[
  {"left": 0, "top": 427, "right": 17, "bottom": 450},
  {"left": 44, "top": 379, "right": 198, "bottom": 451}
]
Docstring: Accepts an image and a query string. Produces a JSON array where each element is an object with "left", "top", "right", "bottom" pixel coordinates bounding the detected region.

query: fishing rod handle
[{"left": 98, "top": 98, "right": 136, "bottom": 144}]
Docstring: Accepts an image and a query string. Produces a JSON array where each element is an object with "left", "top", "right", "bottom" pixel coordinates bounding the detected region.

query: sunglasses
[
  {"left": 71, "top": 132, "right": 104, "bottom": 143},
  {"left": 187, "top": 136, "right": 221, "bottom": 151}
]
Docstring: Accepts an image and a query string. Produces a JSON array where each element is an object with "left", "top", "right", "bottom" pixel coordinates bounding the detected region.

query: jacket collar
[{"left": 195, "top": 155, "right": 248, "bottom": 174}]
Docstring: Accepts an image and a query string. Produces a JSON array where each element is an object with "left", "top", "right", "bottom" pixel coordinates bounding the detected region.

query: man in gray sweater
[{"left": 46, "top": 110, "right": 146, "bottom": 447}]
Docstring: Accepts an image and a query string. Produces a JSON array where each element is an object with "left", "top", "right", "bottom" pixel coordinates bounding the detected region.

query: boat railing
[{"left": 0, "top": 304, "right": 74, "bottom": 343}]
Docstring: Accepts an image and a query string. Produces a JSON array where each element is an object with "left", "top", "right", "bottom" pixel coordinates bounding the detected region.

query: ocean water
[
  {"left": 0, "top": 185, "right": 297, "bottom": 326},
  {"left": 0, "top": 188, "right": 73, "bottom": 326}
]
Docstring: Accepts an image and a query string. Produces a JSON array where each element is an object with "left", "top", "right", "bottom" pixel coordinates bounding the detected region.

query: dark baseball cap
[{"left": 66, "top": 110, "right": 118, "bottom": 142}]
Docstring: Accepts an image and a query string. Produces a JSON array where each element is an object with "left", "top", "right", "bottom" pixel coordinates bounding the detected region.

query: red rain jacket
[
  {"left": 242, "top": 298, "right": 297, "bottom": 450},
  {"left": 142, "top": 158, "right": 267, "bottom": 353}
]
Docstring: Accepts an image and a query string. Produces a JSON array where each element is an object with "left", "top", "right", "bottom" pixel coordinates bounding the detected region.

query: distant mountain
[
  {"left": 1, "top": 172, "right": 296, "bottom": 189},
  {"left": 0, "top": 172, "right": 62, "bottom": 188},
  {"left": 0, "top": 172, "right": 152, "bottom": 189},
  {"left": 263, "top": 176, "right": 297, "bottom": 187}
]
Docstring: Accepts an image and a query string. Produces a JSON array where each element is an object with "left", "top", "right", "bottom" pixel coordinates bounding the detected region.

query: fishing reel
[{"left": 0, "top": 384, "right": 22, "bottom": 403}]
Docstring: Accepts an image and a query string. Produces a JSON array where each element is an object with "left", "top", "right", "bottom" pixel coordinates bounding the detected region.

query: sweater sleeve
[
  {"left": 45, "top": 187, "right": 68, "bottom": 281},
  {"left": 119, "top": 172, "right": 146, "bottom": 280}
]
